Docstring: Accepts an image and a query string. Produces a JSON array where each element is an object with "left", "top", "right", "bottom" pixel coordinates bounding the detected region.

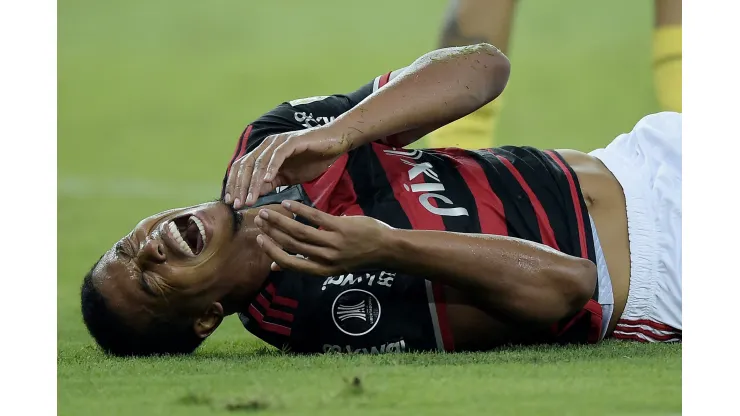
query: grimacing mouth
[
  {"left": 135, "top": 202, "right": 244, "bottom": 260},
  {"left": 168, "top": 214, "right": 206, "bottom": 256}
]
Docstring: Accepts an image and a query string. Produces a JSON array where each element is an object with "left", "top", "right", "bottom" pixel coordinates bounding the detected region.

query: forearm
[
  {"left": 381, "top": 229, "right": 596, "bottom": 324},
  {"left": 329, "top": 44, "right": 510, "bottom": 148}
]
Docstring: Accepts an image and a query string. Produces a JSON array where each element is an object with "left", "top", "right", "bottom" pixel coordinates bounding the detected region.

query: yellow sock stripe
[{"left": 653, "top": 25, "right": 682, "bottom": 112}]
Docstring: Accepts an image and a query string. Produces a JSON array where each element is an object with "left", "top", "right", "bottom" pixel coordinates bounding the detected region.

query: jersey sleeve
[{"left": 221, "top": 71, "right": 395, "bottom": 196}]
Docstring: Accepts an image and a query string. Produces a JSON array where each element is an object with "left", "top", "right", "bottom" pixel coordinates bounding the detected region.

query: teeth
[
  {"left": 190, "top": 216, "right": 207, "bottom": 246},
  {"left": 167, "top": 221, "right": 194, "bottom": 256}
]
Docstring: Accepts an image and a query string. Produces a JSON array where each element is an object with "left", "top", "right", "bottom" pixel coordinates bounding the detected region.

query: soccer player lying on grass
[{"left": 81, "top": 44, "right": 682, "bottom": 356}]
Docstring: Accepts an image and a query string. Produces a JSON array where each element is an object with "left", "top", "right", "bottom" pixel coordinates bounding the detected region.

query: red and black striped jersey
[{"left": 224, "top": 73, "right": 602, "bottom": 353}]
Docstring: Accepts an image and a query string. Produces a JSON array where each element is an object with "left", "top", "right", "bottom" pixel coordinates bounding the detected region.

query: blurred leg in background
[
  {"left": 427, "top": 0, "right": 517, "bottom": 149},
  {"left": 653, "top": 0, "right": 682, "bottom": 112}
]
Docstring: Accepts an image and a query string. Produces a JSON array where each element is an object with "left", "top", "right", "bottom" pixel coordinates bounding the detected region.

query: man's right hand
[{"left": 223, "top": 127, "right": 353, "bottom": 209}]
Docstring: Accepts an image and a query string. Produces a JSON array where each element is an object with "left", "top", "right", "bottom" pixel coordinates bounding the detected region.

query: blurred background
[{"left": 58, "top": 0, "right": 657, "bottom": 347}]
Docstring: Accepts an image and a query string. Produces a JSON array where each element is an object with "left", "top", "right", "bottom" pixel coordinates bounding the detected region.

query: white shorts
[{"left": 589, "top": 112, "right": 682, "bottom": 343}]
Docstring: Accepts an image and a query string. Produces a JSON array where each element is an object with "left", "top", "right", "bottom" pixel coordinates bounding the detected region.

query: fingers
[
  {"left": 232, "top": 158, "right": 253, "bottom": 209},
  {"left": 228, "top": 156, "right": 253, "bottom": 208},
  {"left": 224, "top": 136, "right": 288, "bottom": 209},
  {"left": 254, "top": 214, "right": 334, "bottom": 260},
  {"left": 263, "top": 142, "right": 290, "bottom": 184},
  {"left": 223, "top": 158, "right": 241, "bottom": 204},
  {"left": 246, "top": 135, "right": 288, "bottom": 206},
  {"left": 226, "top": 140, "right": 268, "bottom": 208},
  {"left": 256, "top": 234, "right": 338, "bottom": 276},
  {"left": 264, "top": 137, "right": 303, "bottom": 183},
  {"left": 255, "top": 207, "right": 330, "bottom": 245},
  {"left": 258, "top": 179, "right": 280, "bottom": 200},
  {"left": 279, "top": 201, "right": 336, "bottom": 230}
]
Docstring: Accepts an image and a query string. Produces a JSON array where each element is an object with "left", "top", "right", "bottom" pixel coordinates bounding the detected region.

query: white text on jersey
[{"left": 383, "top": 148, "right": 469, "bottom": 217}]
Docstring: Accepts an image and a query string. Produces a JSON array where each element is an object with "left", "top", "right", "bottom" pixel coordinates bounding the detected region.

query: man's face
[{"left": 92, "top": 201, "right": 267, "bottom": 330}]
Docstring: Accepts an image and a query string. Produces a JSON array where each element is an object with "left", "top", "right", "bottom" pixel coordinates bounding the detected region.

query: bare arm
[
  {"left": 232, "top": 44, "right": 510, "bottom": 207},
  {"left": 253, "top": 202, "right": 596, "bottom": 327},
  {"left": 381, "top": 229, "right": 597, "bottom": 325},
  {"left": 330, "top": 43, "right": 510, "bottom": 149}
]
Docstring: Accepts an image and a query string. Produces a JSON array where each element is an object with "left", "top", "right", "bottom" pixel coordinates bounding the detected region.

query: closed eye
[
  {"left": 115, "top": 239, "right": 156, "bottom": 296},
  {"left": 139, "top": 272, "right": 158, "bottom": 297}
]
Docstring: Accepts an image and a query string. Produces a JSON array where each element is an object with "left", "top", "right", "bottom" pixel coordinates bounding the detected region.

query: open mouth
[{"left": 166, "top": 215, "right": 207, "bottom": 256}]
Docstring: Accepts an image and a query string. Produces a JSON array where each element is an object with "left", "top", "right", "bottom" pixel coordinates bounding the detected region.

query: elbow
[
  {"left": 501, "top": 256, "right": 597, "bottom": 326},
  {"left": 561, "top": 258, "right": 598, "bottom": 315},
  {"left": 467, "top": 43, "right": 511, "bottom": 105},
  {"left": 516, "top": 258, "right": 596, "bottom": 325}
]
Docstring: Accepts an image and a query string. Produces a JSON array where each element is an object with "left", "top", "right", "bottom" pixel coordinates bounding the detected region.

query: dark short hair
[{"left": 80, "top": 258, "right": 205, "bottom": 357}]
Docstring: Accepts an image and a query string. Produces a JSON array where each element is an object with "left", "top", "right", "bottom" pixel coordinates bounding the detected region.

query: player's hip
[{"left": 588, "top": 112, "right": 682, "bottom": 341}]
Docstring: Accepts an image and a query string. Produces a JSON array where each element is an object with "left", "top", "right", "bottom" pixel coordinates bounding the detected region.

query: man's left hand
[
  {"left": 253, "top": 201, "right": 393, "bottom": 276},
  {"left": 230, "top": 127, "right": 352, "bottom": 208}
]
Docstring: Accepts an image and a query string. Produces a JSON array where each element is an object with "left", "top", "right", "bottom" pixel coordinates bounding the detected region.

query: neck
[{"left": 219, "top": 203, "right": 292, "bottom": 315}]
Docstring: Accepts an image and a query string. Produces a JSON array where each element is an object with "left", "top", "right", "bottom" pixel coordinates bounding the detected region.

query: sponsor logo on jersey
[
  {"left": 293, "top": 111, "right": 335, "bottom": 128},
  {"left": 331, "top": 289, "right": 381, "bottom": 336},
  {"left": 383, "top": 148, "right": 469, "bottom": 217},
  {"left": 322, "top": 339, "right": 406, "bottom": 354},
  {"left": 321, "top": 271, "right": 395, "bottom": 291}
]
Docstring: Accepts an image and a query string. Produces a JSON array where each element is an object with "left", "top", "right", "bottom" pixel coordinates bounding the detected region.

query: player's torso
[
  {"left": 240, "top": 144, "right": 608, "bottom": 352},
  {"left": 556, "top": 149, "right": 631, "bottom": 335},
  {"left": 345, "top": 144, "right": 608, "bottom": 346}
]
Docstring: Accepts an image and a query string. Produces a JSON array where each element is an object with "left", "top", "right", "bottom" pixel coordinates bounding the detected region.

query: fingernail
[
  {"left": 246, "top": 193, "right": 253, "bottom": 203},
  {"left": 259, "top": 210, "right": 269, "bottom": 219},
  {"left": 282, "top": 201, "right": 291, "bottom": 209},
  {"left": 264, "top": 173, "right": 272, "bottom": 181},
  {"left": 256, "top": 235, "right": 264, "bottom": 246},
  {"left": 234, "top": 198, "right": 241, "bottom": 208},
  {"left": 254, "top": 216, "right": 263, "bottom": 227},
  {"left": 224, "top": 193, "right": 232, "bottom": 204}
]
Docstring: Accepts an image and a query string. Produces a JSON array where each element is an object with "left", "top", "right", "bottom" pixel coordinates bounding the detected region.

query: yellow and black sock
[
  {"left": 653, "top": 25, "right": 682, "bottom": 112},
  {"left": 426, "top": 97, "right": 503, "bottom": 150}
]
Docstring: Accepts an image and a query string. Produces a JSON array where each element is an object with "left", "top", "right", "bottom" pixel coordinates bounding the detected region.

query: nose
[{"left": 138, "top": 238, "right": 166, "bottom": 265}]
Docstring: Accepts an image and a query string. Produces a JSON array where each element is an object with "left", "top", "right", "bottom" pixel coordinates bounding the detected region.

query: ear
[{"left": 193, "top": 302, "right": 224, "bottom": 339}]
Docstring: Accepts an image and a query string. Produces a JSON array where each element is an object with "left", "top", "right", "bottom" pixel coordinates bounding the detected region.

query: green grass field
[{"left": 58, "top": 1, "right": 680, "bottom": 414}]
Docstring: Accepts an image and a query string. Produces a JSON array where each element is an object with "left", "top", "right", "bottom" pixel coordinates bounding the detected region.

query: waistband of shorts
[
  {"left": 589, "top": 214, "right": 614, "bottom": 341},
  {"left": 589, "top": 149, "right": 658, "bottom": 320}
]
